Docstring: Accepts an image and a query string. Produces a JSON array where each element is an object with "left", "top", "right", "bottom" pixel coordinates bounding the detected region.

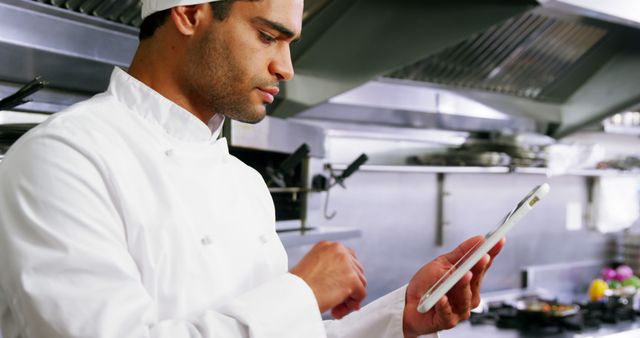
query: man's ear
[{"left": 170, "top": 5, "right": 210, "bottom": 36}]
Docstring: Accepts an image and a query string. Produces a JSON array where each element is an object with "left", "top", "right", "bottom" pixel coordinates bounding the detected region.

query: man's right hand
[{"left": 290, "top": 241, "right": 367, "bottom": 319}]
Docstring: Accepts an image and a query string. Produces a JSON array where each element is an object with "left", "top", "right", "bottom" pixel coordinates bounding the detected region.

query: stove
[{"left": 470, "top": 296, "right": 639, "bottom": 334}]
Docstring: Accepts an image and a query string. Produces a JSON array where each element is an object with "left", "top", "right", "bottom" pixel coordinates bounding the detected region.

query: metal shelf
[
  {"left": 566, "top": 168, "right": 640, "bottom": 176},
  {"left": 513, "top": 167, "right": 640, "bottom": 176},
  {"left": 268, "top": 187, "right": 314, "bottom": 193},
  {"left": 278, "top": 227, "right": 362, "bottom": 248},
  {"left": 331, "top": 164, "right": 510, "bottom": 174},
  {"left": 510, "top": 167, "right": 551, "bottom": 175},
  {"left": 331, "top": 164, "right": 640, "bottom": 177},
  {"left": 603, "top": 124, "right": 640, "bottom": 136}
]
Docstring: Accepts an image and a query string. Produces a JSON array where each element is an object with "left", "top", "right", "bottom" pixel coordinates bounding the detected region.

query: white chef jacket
[{"left": 0, "top": 68, "right": 438, "bottom": 338}]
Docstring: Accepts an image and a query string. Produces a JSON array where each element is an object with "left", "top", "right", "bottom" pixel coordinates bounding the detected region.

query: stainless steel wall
[{"left": 285, "top": 132, "right": 624, "bottom": 307}]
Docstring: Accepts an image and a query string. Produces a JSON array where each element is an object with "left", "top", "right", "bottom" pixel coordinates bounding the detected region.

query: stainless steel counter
[{"left": 443, "top": 321, "right": 640, "bottom": 338}]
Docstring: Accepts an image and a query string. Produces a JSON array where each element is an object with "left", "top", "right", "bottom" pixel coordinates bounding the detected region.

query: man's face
[{"left": 182, "top": 0, "right": 303, "bottom": 124}]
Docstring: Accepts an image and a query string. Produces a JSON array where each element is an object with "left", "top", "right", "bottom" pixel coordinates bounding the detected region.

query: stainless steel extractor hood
[{"left": 273, "top": 0, "right": 640, "bottom": 138}]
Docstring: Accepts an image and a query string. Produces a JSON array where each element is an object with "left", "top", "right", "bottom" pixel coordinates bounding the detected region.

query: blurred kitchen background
[{"left": 2, "top": 0, "right": 640, "bottom": 337}]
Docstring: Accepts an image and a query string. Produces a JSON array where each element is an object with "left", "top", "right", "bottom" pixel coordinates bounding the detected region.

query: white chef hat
[{"left": 141, "top": 0, "right": 224, "bottom": 20}]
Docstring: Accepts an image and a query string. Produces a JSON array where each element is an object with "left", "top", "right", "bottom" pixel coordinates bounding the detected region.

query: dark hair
[{"left": 138, "top": 1, "right": 238, "bottom": 40}]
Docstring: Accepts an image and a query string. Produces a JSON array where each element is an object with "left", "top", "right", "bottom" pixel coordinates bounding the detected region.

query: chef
[{"left": 0, "top": 0, "right": 504, "bottom": 337}]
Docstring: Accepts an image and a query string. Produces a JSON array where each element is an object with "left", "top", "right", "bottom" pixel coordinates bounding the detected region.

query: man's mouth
[{"left": 257, "top": 86, "right": 280, "bottom": 104}]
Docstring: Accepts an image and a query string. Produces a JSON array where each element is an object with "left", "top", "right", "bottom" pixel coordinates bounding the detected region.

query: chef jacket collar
[{"left": 108, "top": 67, "right": 224, "bottom": 143}]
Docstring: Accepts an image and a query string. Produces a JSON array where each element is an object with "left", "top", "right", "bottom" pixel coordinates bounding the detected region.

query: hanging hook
[{"left": 323, "top": 187, "right": 337, "bottom": 220}]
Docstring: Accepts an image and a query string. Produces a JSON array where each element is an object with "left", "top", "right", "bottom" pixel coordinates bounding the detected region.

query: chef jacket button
[
  {"left": 259, "top": 234, "right": 271, "bottom": 244},
  {"left": 165, "top": 149, "right": 174, "bottom": 157},
  {"left": 201, "top": 235, "right": 214, "bottom": 246}
]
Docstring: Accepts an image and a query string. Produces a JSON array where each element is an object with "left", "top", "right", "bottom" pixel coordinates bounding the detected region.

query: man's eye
[{"left": 259, "top": 32, "right": 277, "bottom": 44}]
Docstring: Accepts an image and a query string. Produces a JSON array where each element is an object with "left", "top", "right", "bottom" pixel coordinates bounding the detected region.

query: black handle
[
  {"left": 339, "top": 154, "right": 368, "bottom": 180},
  {"left": 0, "top": 77, "right": 48, "bottom": 111},
  {"left": 278, "top": 143, "right": 309, "bottom": 175}
]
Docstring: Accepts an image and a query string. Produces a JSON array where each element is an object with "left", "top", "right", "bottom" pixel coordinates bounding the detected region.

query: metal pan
[{"left": 515, "top": 299, "right": 580, "bottom": 318}]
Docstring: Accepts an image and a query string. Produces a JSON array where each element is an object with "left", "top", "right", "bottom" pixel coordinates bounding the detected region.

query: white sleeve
[
  {"left": 0, "top": 133, "right": 326, "bottom": 338},
  {"left": 324, "top": 286, "right": 439, "bottom": 338}
]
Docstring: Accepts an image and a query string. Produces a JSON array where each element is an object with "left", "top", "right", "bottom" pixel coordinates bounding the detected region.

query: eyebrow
[{"left": 252, "top": 17, "right": 301, "bottom": 43}]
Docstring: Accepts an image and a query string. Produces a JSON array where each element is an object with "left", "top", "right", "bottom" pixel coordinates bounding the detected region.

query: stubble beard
[{"left": 183, "top": 26, "right": 268, "bottom": 124}]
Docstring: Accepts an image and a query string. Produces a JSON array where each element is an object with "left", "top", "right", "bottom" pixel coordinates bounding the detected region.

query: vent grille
[
  {"left": 387, "top": 13, "right": 608, "bottom": 101},
  {"left": 34, "top": 0, "right": 143, "bottom": 27},
  {"left": 33, "top": 0, "right": 332, "bottom": 28}
]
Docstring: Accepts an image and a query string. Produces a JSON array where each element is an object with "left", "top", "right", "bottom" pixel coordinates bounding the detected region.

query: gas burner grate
[{"left": 470, "top": 296, "right": 639, "bottom": 333}]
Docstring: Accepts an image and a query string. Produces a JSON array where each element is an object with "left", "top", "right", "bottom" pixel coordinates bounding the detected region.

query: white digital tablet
[{"left": 417, "top": 183, "right": 550, "bottom": 313}]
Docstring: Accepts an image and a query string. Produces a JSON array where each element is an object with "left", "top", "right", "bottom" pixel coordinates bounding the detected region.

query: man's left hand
[{"left": 402, "top": 236, "right": 505, "bottom": 338}]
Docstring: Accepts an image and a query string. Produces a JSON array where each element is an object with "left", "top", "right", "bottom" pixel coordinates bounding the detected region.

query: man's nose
[{"left": 270, "top": 45, "right": 294, "bottom": 81}]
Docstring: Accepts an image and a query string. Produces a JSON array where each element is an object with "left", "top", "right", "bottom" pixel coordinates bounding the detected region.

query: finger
[
  {"left": 348, "top": 247, "right": 357, "bottom": 258},
  {"left": 345, "top": 296, "right": 362, "bottom": 311},
  {"left": 447, "top": 271, "right": 473, "bottom": 317},
  {"left": 355, "top": 264, "right": 368, "bottom": 289},
  {"left": 350, "top": 275, "right": 367, "bottom": 304},
  {"left": 350, "top": 258, "right": 368, "bottom": 288},
  {"left": 332, "top": 296, "right": 363, "bottom": 319},
  {"left": 331, "top": 302, "right": 350, "bottom": 319},
  {"left": 469, "top": 254, "right": 491, "bottom": 290},
  {"left": 488, "top": 238, "right": 506, "bottom": 259},
  {"left": 441, "top": 236, "right": 485, "bottom": 265},
  {"left": 468, "top": 244, "right": 502, "bottom": 309},
  {"left": 434, "top": 295, "right": 458, "bottom": 330},
  {"left": 447, "top": 271, "right": 472, "bottom": 302},
  {"left": 345, "top": 249, "right": 367, "bottom": 288},
  {"left": 471, "top": 238, "right": 506, "bottom": 278},
  {"left": 348, "top": 249, "right": 366, "bottom": 275},
  {"left": 479, "top": 238, "right": 506, "bottom": 283},
  {"left": 350, "top": 254, "right": 365, "bottom": 275},
  {"left": 468, "top": 254, "right": 490, "bottom": 307},
  {"left": 470, "top": 254, "right": 491, "bottom": 276}
]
